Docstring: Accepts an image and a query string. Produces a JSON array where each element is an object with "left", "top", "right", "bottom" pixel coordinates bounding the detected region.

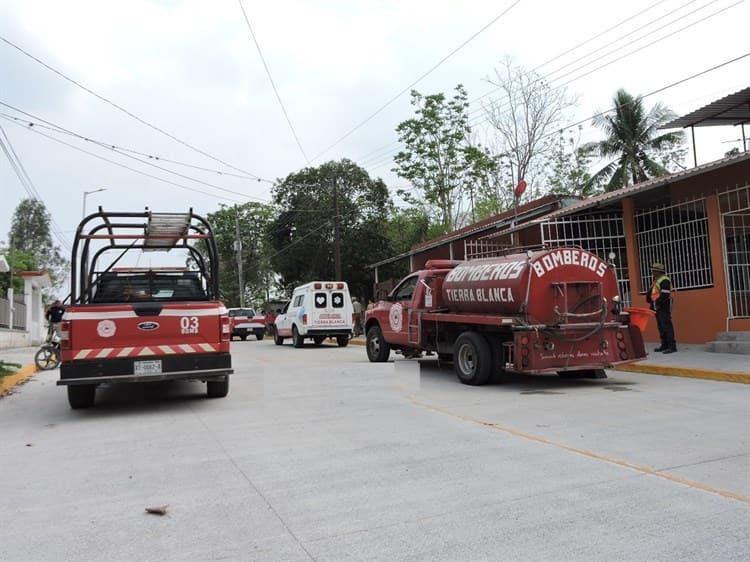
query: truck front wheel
[
  {"left": 67, "top": 384, "right": 96, "bottom": 409},
  {"left": 366, "top": 325, "right": 391, "bottom": 362},
  {"left": 454, "top": 332, "right": 492, "bottom": 386}
]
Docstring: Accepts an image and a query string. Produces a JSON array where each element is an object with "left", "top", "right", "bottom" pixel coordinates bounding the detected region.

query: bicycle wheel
[{"left": 34, "top": 345, "right": 60, "bottom": 370}]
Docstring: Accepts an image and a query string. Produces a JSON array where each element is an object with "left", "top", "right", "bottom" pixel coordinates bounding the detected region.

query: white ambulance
[{"left": 273, "top": 281, "right": 354, "bottom": 347}]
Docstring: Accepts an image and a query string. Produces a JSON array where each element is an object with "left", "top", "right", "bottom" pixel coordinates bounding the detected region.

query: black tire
[
  {"left": 273, "top": 327, "right": 284, "bottom": 346},
  {"left": 240, "top": 334, "right": 247, "bottom": 341},
  {"left": 255, "top": 331, "right": 265, "bottom": 341},
  {"left": 207, "top": 378, "right": 229, "bottom": 398},
  {"left": 67, "top": 385, "right": 96, "bottom": 409},
  {"left": 292, "top": 325, "right": 304, "bottom": 348},
  {"left": 313, "top": 336, "right": 325, "bottom": 346},
  {"left": 366, "top": 325, "right": 391, "bottom": 362},
  {"left": 336, "top": 335, "right": 349, "bottom": 347},
  {"left": 454, "top": 332, "right": 492, "bottom": 386},
  {"left": 34, "top": 345, "right": 60, "bottom": 370}
]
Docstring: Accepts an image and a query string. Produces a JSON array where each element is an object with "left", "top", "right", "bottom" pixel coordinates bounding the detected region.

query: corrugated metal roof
[
  {"left": 661, "top": 87, "right": 750, "bottom": 129},
  {"left": 482, "top": 150, "right": 750, "bottom": 240}
]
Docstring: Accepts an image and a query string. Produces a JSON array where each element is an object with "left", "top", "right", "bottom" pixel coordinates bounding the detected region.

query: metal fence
[
  {"left": 540, "top": 213, "right": 631, "bottom": 306},
  {"left": 635, "top": 197, "right": 712, "bottom": 295},
  {"left": 0, "top": 295, "right": 27, "bottom": 330},
  {"left": 0, "top": 296, "right": 9, "bottom": 329},
  {"left": 720, "top": 183, "right": 750, "bottom": 318}
]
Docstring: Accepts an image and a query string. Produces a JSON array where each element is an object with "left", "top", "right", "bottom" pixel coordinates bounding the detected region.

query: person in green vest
[{"left": 646, "top": 262, "right": 676, "bottom": 353}]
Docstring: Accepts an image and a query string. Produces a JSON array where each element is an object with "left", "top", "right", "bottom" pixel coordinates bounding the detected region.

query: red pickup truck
[
  {"left": 57, "top": 209, "right": 232, "bottom": 408},
  {"left": 228, "top": 308, "right": 266, "bottom": 340}
]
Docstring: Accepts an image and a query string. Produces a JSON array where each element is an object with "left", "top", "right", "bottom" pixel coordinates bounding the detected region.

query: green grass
[{"left": 0, "top": 360, "right": 22, "bottom": 379}]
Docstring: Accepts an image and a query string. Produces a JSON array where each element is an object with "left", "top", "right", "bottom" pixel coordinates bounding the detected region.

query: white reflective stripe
[
  {"left": 65, "top": 307, "right": 224, "bottom": 320},
  {"left": 660, "top": 290, "right": 671, "bottom": 293},
  {"left": 74, "top": 350, "right": 92, "bottom": 360},
  {"left": 157, "top": 309, "right": 226, "bottom": 317},
  {"left": 138, "top": 347, "right": 154, "bottom": 356},
  {"left": 159, "top": 345, "right": 176, "bottom": 354},
  {"left": 199, "top": 343, "right": 215, "bottom": 352},
  {"left": 118, "top": 347, "right": 135, "bottom": 357},
  {"left": 97, "top": 348, "right": 113, "bottom": 358},
  {"left": 66, "top": 311, "right": 137, "bottom": 320},
  {"left": 179, "top": 344, "right": 194, "bottom": 353}
]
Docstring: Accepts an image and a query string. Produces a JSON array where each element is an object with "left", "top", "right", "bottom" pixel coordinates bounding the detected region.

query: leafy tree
[
  {"left": 393, "top": 85, "right": 496, "bottom": 233},
  {"left": 269, "top": 159, "right": 393, "bottom": 301},
  {"left": 483, "top": 57, "right": 576, "bottom": 201},
  {"left": 204, "top": 202, "right": 274, "bottom": 307},
  {"left": 587, "top": 89, "right": 685, "bottom": 191},
  {"left": 0, "top": 246, "right": 37, "bottom": 293},
  {"left": 545, "top": 127, "right": 598, "bottom": 198},
  {"left": 8, "top": 199, "right": 68, "bottom": 292}
]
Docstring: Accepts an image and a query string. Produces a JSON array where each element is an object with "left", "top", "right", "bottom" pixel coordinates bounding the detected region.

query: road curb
[
  {"left": 613, "top": 363, "right": 749, "bottom": 384},
  {"left": 348, "top": 339, "right": 747, "bottom": 384},
  {"left": 0, "top": 364, "right": 38, "bottom": 397}
]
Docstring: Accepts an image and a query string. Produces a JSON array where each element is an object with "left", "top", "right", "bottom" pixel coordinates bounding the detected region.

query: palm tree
[{"left": 588, "top": 89, "right": 684, "bottom": 192}]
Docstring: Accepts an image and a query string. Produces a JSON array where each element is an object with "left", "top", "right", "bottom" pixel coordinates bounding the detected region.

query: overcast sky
[{"left": 2, "top": 0, "right": 749, "bottom": 258}]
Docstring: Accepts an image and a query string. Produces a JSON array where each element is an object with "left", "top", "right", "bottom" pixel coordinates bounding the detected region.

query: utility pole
[
  {"left": 333, "top": 176, "right": 341, "bottom": 281},
  {"left": 234, "top": 206, "right": 244, "bottom": 307}
]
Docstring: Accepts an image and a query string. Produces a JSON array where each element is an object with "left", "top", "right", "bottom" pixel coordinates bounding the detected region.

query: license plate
[{"left": 134, "top": 360, "right": 162, "bottom": 375}]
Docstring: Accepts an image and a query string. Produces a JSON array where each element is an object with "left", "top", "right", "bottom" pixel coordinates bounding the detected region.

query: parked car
[{"left": 228, "top": 308, "right": 266, "bottom": 341}]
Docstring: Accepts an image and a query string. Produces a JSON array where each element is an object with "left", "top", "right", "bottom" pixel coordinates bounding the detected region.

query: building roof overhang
[{"left": 661, "top": 87, "right": 750, "bottom": 129}]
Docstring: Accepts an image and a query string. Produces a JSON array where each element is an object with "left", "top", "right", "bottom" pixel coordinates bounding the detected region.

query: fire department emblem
[
  {"left": 97, "top": 319, "right": 116, "bottom": 338},
  {"left": 389, "top": 303, "right": 403, "bottom": 333}
]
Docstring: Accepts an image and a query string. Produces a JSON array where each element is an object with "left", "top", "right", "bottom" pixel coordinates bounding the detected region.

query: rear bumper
[
  {"left": 305, "top": 329, "right": 352, "bottom": 337},
  {"left": 57, "top": 352, "right": 232, "bottom": 386}
]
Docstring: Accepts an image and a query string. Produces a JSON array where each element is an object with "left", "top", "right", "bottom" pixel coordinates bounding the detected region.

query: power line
[
  {"left": 236, "top": 0, "right": 309, "bottom": 164},
  {"left": 0, "top": 34, "right": 265, "bottom": 180},
  {"left": 309, "top": 0, "right": 522, "bottom": 163},
  {"left": 0, "top": 101, "right": 273, "bottom": 183},
  {"left": 0, "top": 125, "right": 72, "bottom": 252},
  {"left": 363, "top": 0, "right": 743, "bottom": 172}
]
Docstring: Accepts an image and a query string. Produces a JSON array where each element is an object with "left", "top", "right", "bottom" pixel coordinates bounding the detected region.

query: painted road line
[{"left": 409, "top": 396, "right": 750, "bottom": 505}]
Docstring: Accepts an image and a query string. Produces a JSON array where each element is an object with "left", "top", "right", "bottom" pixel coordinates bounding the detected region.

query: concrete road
[{"left": 1, "top": 339, "right": 748, "bottom": 561}]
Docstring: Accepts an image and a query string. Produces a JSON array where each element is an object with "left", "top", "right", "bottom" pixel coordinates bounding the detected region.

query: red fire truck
[
  {"left": 57, "top": 209, "right": 232, "bottom": 408},
  {"left": 364, "top": 247, "right": 646, "bottom": 385}
]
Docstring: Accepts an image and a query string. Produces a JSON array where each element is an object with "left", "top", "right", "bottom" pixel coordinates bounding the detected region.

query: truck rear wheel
[
  {"left": 366, "top": 325, "right": 391, "bottom": 362},
  {"left": 255, "top": 330, "right": 265, "bottom": 341},
  {"left": 292, "top": 326, "right": 304, "bottom": 348},
  {"left": 313, "top": 336, "right": 326, "bottom": 346},
  {"left": 273, "top": 327, "right": 284, "bottom": 345},
  {"left": 454, "top": 332, "right": 492, "bottom": 386},
  {"left": 336, "top": 335, "right": 349, "bottom": 347},
  {"left": 67, "top": 385, "right": 96, "bottom": 409},
  {"left": 207, "top": 378, "right": 229, "bottom": 398}
]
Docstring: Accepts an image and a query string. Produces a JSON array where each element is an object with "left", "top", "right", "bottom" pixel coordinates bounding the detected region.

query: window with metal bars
[
  {"left": 635, "top": 198, "right": 712, "bottom": 293},
  {"left": 720, "top": 183, "right": 750, "bottom": 318},
  {"left": 540, "top": 214, "right": 631, "bottom": 306}
]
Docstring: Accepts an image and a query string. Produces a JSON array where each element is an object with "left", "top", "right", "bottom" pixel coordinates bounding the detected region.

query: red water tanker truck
[{"left": 364, "top": 247, "right": 647, "bottom": 384}]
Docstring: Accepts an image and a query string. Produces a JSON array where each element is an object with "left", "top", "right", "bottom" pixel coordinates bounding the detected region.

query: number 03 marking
[{"left": 180, "top": 316, "right": 199, "bottom": 334}]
